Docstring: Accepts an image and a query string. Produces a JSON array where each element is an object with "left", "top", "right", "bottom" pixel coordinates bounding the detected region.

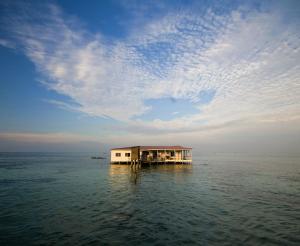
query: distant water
[{"left": 0, "top": 152, "right": 299, "bottom": 245}]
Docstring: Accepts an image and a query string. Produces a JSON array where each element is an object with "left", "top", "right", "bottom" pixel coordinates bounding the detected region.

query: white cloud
[
  {"left": 0, "top": 38, "right": 15, "bottom": 49},
  {"left": 2, "top": 2, "right": 300, "bottom": 134}
]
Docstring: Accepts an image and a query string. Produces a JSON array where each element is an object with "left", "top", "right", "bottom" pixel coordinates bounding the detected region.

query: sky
[{"left": 0, "top": 0, "right": 299, "bottom": 154}]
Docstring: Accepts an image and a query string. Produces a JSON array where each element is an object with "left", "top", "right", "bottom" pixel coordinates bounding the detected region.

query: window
[
  {"left": 115, "top": 153, "right": 121, "bottom": 157},
  {"left": 125, "top": 153, "right": 130, "bottom": 157}
]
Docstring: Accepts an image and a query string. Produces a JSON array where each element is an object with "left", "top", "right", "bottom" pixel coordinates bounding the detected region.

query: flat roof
[
  {"left": 111, "top": 145, "right": 192, "bottom": 150},
  {"left": 110, "top": 147, "right": 132, "bottom": 150}
]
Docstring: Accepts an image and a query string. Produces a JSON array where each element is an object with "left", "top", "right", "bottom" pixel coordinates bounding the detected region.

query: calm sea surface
[{"left": 0, "top": 152, "right": 299, "bottom": 245}]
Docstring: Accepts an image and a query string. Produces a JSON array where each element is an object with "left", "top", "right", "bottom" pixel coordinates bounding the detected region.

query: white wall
[{"left": 111, "top": 149, "right": 132, "bottom": 162}]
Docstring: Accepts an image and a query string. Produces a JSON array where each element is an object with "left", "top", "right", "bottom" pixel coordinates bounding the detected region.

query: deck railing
[{"left": 142, "top": 156, "right": 192, "bottom": 162}]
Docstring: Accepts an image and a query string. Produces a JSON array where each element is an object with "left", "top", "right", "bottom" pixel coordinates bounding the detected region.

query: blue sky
[{"left": 0, "top": 0, "right": 300, "bottom": 152}]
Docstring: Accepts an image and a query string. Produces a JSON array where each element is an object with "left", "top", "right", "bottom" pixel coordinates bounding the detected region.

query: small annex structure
[{"left": 110, "top": 146, "right": 192, "bottom": 165}]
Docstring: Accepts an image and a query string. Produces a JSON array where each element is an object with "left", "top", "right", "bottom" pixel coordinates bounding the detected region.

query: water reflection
[
  {"left": 109, "top": 164, "right": 193, "bottom": 185},
  {"left": 3, "top": 153, "right": 299, "bottom": 245}
]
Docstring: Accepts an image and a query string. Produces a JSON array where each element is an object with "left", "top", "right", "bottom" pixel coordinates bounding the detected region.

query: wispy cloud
[
  {"left": 1, "top": 1, "right": 300, "bottom": 134},
  {"left": 0, "top": 38, "right": 15, "bottom": 49}
]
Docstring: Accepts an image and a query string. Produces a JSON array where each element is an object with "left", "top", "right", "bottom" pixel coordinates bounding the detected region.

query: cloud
[
  {"left": 1, "top": 1, "right": 300, "bottom": 134},
  {"left": 0, "top": 132, "right": 100, "bottom": 144},
  {"left": 0, "top": 132, "right": 107, "bottom": 152},
  {"left": 0, "top": 38, "right": 15, "bottom": 49}
]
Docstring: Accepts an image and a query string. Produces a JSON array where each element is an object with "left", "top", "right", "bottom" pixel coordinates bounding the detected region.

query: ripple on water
[{"left": 0, "top": 154, "right": 300, "bottom": 245}]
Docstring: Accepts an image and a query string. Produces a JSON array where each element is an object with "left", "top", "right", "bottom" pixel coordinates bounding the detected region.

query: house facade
[{"left": 110, "top": 146, "right": 192, "bottom": 164}]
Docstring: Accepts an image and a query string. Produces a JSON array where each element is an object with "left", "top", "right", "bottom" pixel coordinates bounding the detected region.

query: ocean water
[{"left": 0, "top": 152, "right": 299, "bottom": 246}]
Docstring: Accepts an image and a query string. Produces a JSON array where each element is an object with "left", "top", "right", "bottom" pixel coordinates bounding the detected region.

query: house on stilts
[{"left": 110, "top": 146, "right": 192, "bottom": 165}]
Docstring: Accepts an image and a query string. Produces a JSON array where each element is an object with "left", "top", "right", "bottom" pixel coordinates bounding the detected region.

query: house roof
[
  {"left": 111, "top": 145, "right": 192, "bottom": 150},
  {"left": 140, "top": 146, "right": 192, "bottom": 150},
  {"left": 110, "top": 146, "right": 132, "bottom": 150}
]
